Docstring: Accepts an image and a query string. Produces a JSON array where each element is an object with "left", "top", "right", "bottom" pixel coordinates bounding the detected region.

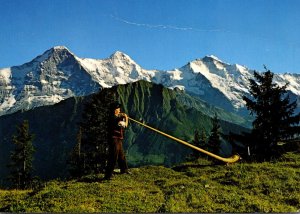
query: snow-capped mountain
[
  {"left": 0, "top": 47, "right": 156, "bottom": 115},
  {"left": 152, "top": 56, "right": 255, "bottom": 112},
  {"left": 0, "top": 46, "right": 99, "bottom": 115},
  {"left": 1, "top": 46, "right": 300, "bottom": 116},
  {"left": 77, "top": 50, "right": 157, "bottom": 87}
]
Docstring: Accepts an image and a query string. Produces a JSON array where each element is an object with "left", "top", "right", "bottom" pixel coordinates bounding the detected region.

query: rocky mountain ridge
[{"left": 1, "top": 46, "right": 300, "bottom": 116}]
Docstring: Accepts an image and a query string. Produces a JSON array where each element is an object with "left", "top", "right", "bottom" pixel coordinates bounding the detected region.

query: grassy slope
[{"left": 1, "top": 152, "right": 299, "bottom": 213}]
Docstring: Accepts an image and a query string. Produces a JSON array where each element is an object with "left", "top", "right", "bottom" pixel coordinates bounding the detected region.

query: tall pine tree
[
  {"left": 68, "top": 127, "right": 84, "bottom": 177},
  {"left": 207, "top": 114, "right": 222, "bottom": 155},
  {"left": 69, "top": 89, "right": 117, "bottom": 176},
  {"left": 191, "top": 130, "right": 201, "bottom": 159},
  {"left": 200, "top": 130, "right": 207, "bottom": 151},
  {"left": 190, "top": 129, "right": 207, "bottom": 159},
  {"left": 8, "top": 120, "right": 35, "bottom": 189},
  {"left": 243, "top": 68, "right": 300, "bottom": 160}
]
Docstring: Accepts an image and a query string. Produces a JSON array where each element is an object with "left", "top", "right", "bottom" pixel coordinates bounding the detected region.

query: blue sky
[{"left": 1, "top": 0, "right": 300, "bottom": 73}]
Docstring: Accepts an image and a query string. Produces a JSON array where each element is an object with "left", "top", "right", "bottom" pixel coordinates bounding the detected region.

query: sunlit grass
[{"left": 1, "top": 152, "right": 299, "bottom": 212}]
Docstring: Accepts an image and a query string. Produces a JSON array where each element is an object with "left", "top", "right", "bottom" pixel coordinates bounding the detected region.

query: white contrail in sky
[
  {"left": 109, "top": 14, "right": 300, "bottom": 50},
  {"left": 110, "top": 15, "right": 223, "bottom": 32}
]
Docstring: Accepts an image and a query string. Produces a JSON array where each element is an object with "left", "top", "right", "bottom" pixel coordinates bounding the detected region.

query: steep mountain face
[
  {"left": 154, "top": 56, "right": 300, "bottom": 113},
  {"left": 77, "top": 51, "right": 157, "bottom": 87},
  {"left": 0, "top": 81, "right": 249, "bottom": 182},
  {"left": 0, "top": 46, "right": 100, "bottom": 115},
  {"left": 1, "top": 46, "right": 300, "bottom": 116},
  {"left": 152, "top": 56, "right": 253, "bottom": 113},
  {"left": 0, "top": 47, "right": 158, "bottom": 116}
]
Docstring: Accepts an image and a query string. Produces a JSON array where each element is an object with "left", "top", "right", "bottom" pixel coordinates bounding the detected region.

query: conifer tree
[
  {"left": 191, "top": 130, "right": 207, "bottom": 159},
  {"left": 71, "top": 89, "right": 116, "bottom": 176},
  {"left": 8, "top": 120, "right": 35, "bottom": 189},
  {"left": 243, "top": 68, "right": 300, "bottom": 160},
  {"left": 207, "top": 114, "right": 222, "bottom": 155},
  {"left": 200, "top": 130, "right": 207, "bottom": 150},
  {"left": 191, "top": 130, "right": 201, "bottom": 159},
  {"left": 68, "top": 127, "right": 84, "bottom": 177}
]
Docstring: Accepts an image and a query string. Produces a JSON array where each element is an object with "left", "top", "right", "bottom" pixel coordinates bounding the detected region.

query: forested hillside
[{"left": 0, "top": 81, "right": 249, "bottom": 185}]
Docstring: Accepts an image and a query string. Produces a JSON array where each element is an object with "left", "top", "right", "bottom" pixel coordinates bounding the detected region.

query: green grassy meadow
[{"left": 1, "top": 152, "right": 299, "bottom": 213}]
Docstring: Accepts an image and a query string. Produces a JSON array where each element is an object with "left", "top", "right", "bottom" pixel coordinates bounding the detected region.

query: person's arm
[
  {"left": 118, "top": 113, "right": 128, "bottom": 128},
  {"left": 124, "top": 114, "right": 128, "bottom": 128}
]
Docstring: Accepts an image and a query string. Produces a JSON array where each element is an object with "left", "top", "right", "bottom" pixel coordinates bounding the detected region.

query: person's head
[
  {"left": 111, "top": 102, "right": 121, "bottom": 115},
  {"left": 114, "top": 107, "right": 121, "bottom": 116}
]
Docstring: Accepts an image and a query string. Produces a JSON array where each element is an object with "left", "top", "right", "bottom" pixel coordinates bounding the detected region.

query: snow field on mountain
[{"left": 0, "top": 46, "right": 300, "bottom": 116}]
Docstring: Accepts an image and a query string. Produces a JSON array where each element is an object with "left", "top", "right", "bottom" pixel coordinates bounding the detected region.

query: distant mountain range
[{"left": 1, "top": 46, "right": 300, "bottom": 116}]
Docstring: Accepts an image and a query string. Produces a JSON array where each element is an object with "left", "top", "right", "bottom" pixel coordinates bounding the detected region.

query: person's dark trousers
[{"left": 105, "top": 138, "right": 128, "bottom": 179}]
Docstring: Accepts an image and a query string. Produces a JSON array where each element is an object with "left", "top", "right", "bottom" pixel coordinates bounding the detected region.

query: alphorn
[{"left": 128, "top": 117, "right": 240, "bottom": 164}]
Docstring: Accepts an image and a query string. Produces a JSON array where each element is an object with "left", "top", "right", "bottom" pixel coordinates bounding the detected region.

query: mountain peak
[
  {"left": 207, "top": 55, "right": 221, "bottom": 60},
  {"left": 190, "top": 55, "right": 226, "bottom": 66},
  {"left": 203, "top": 55, "right": 223, "bottom": 63},
  {"left": 109, "top": 51, "right": 136, "bottom": 65},
  {"left": 50, "top": 46, "right": 74, "bottom": 55},
  {"left": 52, "top": 46, "right": 69, "bottom": 51},
  {"left": 110, "top": 51, "right": 131, "bottom": 59},
  {"left": 34, "top": 46, "right": 74, "bottom": 62}
]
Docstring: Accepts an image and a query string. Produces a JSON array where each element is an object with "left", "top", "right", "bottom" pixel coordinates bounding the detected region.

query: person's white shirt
[{"left": 118, "top": 121, "right": 127, "bottom": 128}]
